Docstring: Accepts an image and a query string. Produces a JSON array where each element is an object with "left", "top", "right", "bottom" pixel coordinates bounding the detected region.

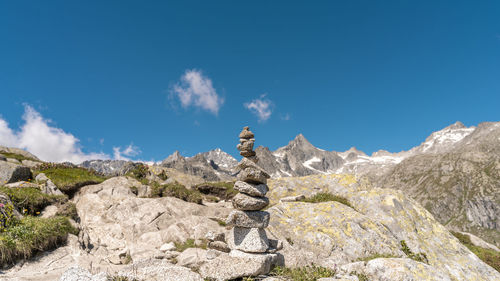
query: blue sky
[{"left": 1, "top": 1, "right": 499, "bottom": 162}]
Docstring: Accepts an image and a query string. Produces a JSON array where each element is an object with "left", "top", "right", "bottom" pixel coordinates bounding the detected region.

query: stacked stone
[{"left": 226, "top": 126, "right": 273, "bottom": 254}]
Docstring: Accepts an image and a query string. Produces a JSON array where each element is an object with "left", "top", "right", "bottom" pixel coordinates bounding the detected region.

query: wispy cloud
[
  {"left": 280, "top": 113, "right": 291, "bottom": 121},
  {"left": 244, "top": 94, "right": 273, "bottom": 122},
  {"left": 113, "top": 144, "right": 141, "bottom": 161},
  {"left": 0, "top": 105, "right": 142, "bottom": 164},
  {"left": 171, "top": 69, "right": 224, "bottom": 115}
]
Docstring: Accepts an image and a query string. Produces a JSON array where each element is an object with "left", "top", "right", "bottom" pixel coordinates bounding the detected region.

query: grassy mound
[
  {"left": 0, "top": 216, "right": 78, "bottom": 265},
  {"left": 34, "top": 163, "right": 106, "bottom": 196},
  {"left": 150, "top": 182, "right": 203, "bottom": 204},
  {"left": 452, "top": 231, "right": 500, "bottom": 272},
  {"left": 0, "top": 152, "right": 37, "bottom": 162},
  {"left": 194, "top": 181, "right": 237, "bottom": 201},
  {"left": 0, "top": 186, "right": 66, "bottom": 215},
  {"left": 299, "top": 192, "right": 353, "bottom": 208}
]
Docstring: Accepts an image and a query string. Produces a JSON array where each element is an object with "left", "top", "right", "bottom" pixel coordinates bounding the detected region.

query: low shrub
[
  {"left": 299, "top": 192, "right": 353, "bottom": 208},
  {"left": 0, "top": 203, "right": 18, "bottom": 232},
  {"left": 0, "top": 186, "right": 67, "bottom": 215},
  {"left": 0, "top": 216, "right": 78, "bottom": 265},
  {"left": 451, "top": 231, "right": 500, "bottom": 272},
  {"left": 125, "top": 164, "right": 149, "bottom": 184},
  {"left": 400, "top": 240, "right": 428, "bottom": 264},
  {"left": 151, "top": 182, "right": 203, "bottom": 204},
  {"left": 174, "top": 238, "right": 207, "bottom": 252},
  {"left": 55, "top": 202, "right": 78, "bottom": 220},
  {"left": 269, "top": 265, "right": 336, "bottom": 281}
]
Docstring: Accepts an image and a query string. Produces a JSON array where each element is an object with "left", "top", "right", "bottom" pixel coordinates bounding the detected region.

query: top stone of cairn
[{"left": 239, "top": 126, "right": 255, "bottom": 139}]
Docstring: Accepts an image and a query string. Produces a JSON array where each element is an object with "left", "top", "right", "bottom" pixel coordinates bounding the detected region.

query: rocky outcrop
[
  {"left": 74, "top": 176, "right": 230, "bottom": 270},
  {"left": 0, "top": 161, "right": 32, "bottom": 184},
  {"left": 266, "top": 174, "right": 500, "bottom": 280}
]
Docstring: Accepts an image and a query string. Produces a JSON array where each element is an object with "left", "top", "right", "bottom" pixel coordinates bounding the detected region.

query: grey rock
[
  {"left": 5, "top": 181, "right": 38, "bottom": 188},
  {"left": 206, "top": 248, "right": 221, "bottom": 260},
  {"left": 160, "top": 242, "right": 176, "bottom": 252},
  {"left": 208, "top": 241, "right": 230, "bottom": 253},
  {"left": 237, "top": 140, "right": 254, "bottom": 152},
  {"left": 59, "top": 266, "right": 107, "bottom": 281},
  {"left": 0, "top": 193, "right": 22, "bottom": 218},
  {"left": 237, "top": 167, "right": 269, "bottom": 184},
  {"left": 41, "top": 205, "right": 59, "bottom": 218},
  {"left": 234, "top": 180, "right": 268, "bottom": 197},
  {"left": 280, "top": 195, "right": 305, "bottom": 202},
  {"left": 0, "top": 154, "right": 6, "bottom": 161},
  {"left": 176, "top": 248, "right": 207, "bottom": 269},
  {"left": 116, "top": 259, "right": 203, "bottom": 281},
  {"left": 226, "top": 210, "right": 270, "bottom": 228},
  {"left": 199, "top": 250, "right": 277, "bottom": 280},
  {"left": 205, "top": 230, "right": 225, "bottom": 242},
  {"left": 0, "top": 161, "right": 31, "bottom": 184},
  {"left": 232, "top": 193, "right": 269, "bottom": 211},
  {"left": 227, "top": 227, "right": 269, "bottom": 253}
]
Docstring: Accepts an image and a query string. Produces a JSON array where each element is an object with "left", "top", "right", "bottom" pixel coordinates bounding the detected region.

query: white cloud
[
  {"left": 244, "top": 95, "right": 273, "bottom": 122},
  {"left": 280, "top": 113, "right": 291, "bottom": 121},
  {"left": 113, "top": 144, "right": 141, "bottom": 161},
  {"left": 172, "top": 69, "right": 224, "bottom": 115},
  {"left": 0, "top": 105, "right": 141, "bottom": 164}
]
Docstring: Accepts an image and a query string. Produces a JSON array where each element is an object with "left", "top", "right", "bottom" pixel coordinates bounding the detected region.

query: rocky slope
[
  {"left": 379, "top": 122, "right": 500, "bottom": 247},
  {"left": 159, "top": 150, "right": 235, "bottom": 181}
]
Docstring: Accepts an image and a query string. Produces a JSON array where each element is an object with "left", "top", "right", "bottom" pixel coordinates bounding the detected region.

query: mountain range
[{"left": 81, "top": 121, "right": 499, "bottom": 247}]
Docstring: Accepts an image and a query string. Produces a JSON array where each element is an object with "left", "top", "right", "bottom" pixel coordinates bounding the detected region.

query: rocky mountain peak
[{"left": 163, "top": 150, "right": 184, "bottom": 163}]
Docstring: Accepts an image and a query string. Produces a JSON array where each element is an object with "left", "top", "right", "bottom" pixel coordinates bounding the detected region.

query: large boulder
[
  {"left": 74, "top": 176, "right": 230, "bottom": 271},
  {"left": 0, "top": 161, "right": 32, "bottom": 184},
  {"left": 266, "top": 174, "right": 500, "bottom": 281}
]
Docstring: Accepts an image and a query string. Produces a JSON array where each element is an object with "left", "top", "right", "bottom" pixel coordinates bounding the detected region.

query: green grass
[
  {"left": 151, "top": 182, "right": 203, "bottom": 204},
  {"left": 269, "top": 265, "right": 336, "bottom": 281},
  {"left": 357, "top": 253, "right": 398, "bottom": 262},
  {"left": 400, "top": 240, "right": 428, "bottom": 264},
  {"left": 0, "top": 186, "right": 67, "bottom": 215},
  {"left": 209, "top": 217, "right": 227, "bottom": 227},
  {"left": 299, "top": 192, "right": 353, "bottom": 208},
  {"left": 107, "top": 276, "right": 139, "bottom": 281},
  {"left": 0, "top": 216, "right": 78, "bottom": 265},
  {"left": 34, "top": 163, "right": 106, "bottom": 196},
  {"left": 0, "top": 152, "right": 37, "bottom": 162},
  {"left": 194, "top": 181, "right": 238, "bottom": 200},
  {"left": 55, "top": 202, "right": 78, "bottom": 220},
  {"left": 451, "top": 231, "right": 500, "bottom": 272},
  {"left": 174, "top": 238, "right": 207, "bottom": 252},
  {"left": 352, "top": 271, "right": 369, "bottom": 281}
]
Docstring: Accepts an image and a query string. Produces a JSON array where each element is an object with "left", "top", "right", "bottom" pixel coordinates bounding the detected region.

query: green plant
[
  {"left": 400, "top": 240, "right": 428, "bottom": 264},
  {"left": 0, "top": 187, "right": 67, "bottom": 215},
  {"left": 151, "top": 182, "right": 203, "bottom": 204},
  {"left": 0, "top": 216, "right": 78, "bottom": 265},
  {"left": 299, "top": 192, "right": 353, "bottom": 208},
  {"left": 125, "top": 164, "right": 150, "bottom": 184},
  {"left": 174, "top": 238, "right": 208, "bottom": 252},
  {"left": 451, "top": 231, "right": 500, "bottom": 272},
  {"left": 0, "top": 203, "right": 18, "bottom": 232},
  {"left": 357, "top": 253, "right": 398, "bottom": 262},
  {"left": 34, "top": 164, "right": 106, "bottom": 196},
  {"left": 286, "top": 237, "right": 294, "bottom": 246},
  {"left": 55, "top": 202, "right": 78, "bottom": 220},
  {"left": 209, "top": 218, "right": 226, "bottom": 227},
  {"left": 352, "top": 271, "right": 369, "bottom": 281},
  {"left": 269, "top": 265, "right": 336, "bottom": 281}
]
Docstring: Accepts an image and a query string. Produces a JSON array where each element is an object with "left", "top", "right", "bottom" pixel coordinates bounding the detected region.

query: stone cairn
[{"left": 225, "top": 126, "right": 279, "bottom": 255}]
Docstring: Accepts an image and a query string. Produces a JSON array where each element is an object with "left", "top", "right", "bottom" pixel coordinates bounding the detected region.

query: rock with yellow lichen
[{"left": 266, "top": 174, "right": 500, "bottom": 281}]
